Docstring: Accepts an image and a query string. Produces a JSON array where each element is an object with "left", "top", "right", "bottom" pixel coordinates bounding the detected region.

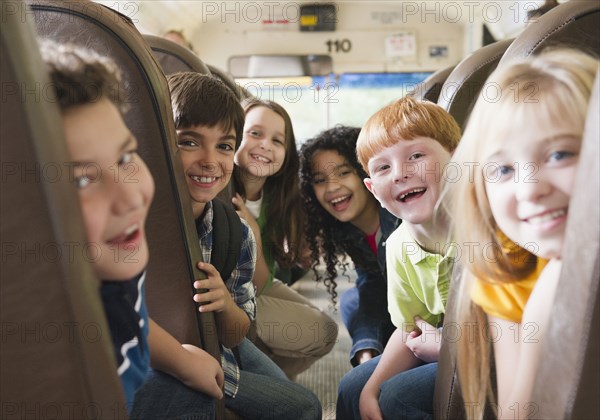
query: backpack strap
[{"left": 210, "top": 199, "right": 243, "bottom": 283}]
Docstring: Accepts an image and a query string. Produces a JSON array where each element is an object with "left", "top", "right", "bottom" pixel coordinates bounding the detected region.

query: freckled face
[{"left": 364, "top": 137, "right": 451, "bottom": 224}]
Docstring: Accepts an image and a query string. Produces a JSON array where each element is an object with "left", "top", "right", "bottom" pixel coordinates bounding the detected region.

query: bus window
[{"left": 235, "top": 72, "right": 431, "bottom": 144}]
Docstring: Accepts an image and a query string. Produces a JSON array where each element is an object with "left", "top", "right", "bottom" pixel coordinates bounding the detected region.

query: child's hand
[
  {"left": 180, "top": 344, "right": 224, "bottom": 399},
  {"left": 231, "top": 194, "right": 258, "bottom": 229},
  {"left": 193, "top": 262, "right": 234, "bottom": 313},
  {"left": 359, "top": 386, "right": 383, "bottom": 420},
  {"left": 405, "top": 317, "right": 441, "bottom": 363}
]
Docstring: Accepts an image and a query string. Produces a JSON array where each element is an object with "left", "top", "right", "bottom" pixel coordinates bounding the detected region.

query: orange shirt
[{"left": 471, "top": 258, "right": 548, "bottom": 323}]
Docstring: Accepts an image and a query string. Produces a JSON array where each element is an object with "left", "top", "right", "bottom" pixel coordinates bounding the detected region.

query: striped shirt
[
  {"left": 196, "top": 200, "right": 257, "bottom": 398},
  {"left": 100, "top": 271, "right": 150, "bottom": 412}
]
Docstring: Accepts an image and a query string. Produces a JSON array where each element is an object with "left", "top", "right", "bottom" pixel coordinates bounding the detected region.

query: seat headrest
[
  {"left": 144, "top": 34, "right": 210, "bottom": 75},
  {"left": 207, "top": 64, "right": 250, "bottom": 99},
  {"left": 408, "top": 65, "right": 456, "bottom": 103},
  {"left": 500, "top": 0, "right": 600, "bottom": 65},
  {"left": 437, "top": 38, "right": 514, "bottom": 130}
]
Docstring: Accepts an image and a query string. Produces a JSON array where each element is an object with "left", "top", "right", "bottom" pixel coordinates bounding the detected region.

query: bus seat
[
  {"left": 1, "top": 9, "right": 125, "bottom": 417},
  {"left": 530, "top": 69, "right": 600, "bottom": 419},
  {"left": 26, "top": 0, "right": 221, "bottom": 364},
  {"left": 433, "top": 265, "right": 466, "bottom": 420},
  {"left": 207, "top": 63, "right": 251, "bottom": 99},
  {"left": 437, "top": 38, "right": 514, "bottom": 130},
  {"left": 408, "top": 65, "right": 456, "bottom": 103},
  {"left": 143, "top": 34, "right": 210, "bottom": 75},
  {"left": 499, "top": 0, "right": 600, "bottom": 65}
]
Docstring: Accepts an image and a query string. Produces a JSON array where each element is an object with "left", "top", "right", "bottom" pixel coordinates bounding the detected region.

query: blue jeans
[
  {"left": 340, "top": 271, "right": 395, "bottom": 366},
  {"left": 131, "top": 369, "right": 215, "bottom": 419},
  {"left": 337, "top": 356, "right": 437, "bottom": 420},
  {"left": 225, "top": 338, "right": 322, "bottom": 420}
]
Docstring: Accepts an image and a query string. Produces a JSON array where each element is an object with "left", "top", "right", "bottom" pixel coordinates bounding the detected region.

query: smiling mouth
[
  {"left": 398, "top": 188, "right": 426, "bottom": 202},
  {"left": 107, "top": 224, "right": 141, "bottom": 246},
  {"left": 190, "top": 175, "right": 218, "bottom": 184},
  {"left": 524, "top": 209, "right": 567, "bottom": 225},
  {"left": 330, "top": 195, "right": 351, "bottom": 210},
  {"left": 251, "top": 154, "right": 271, "bottom": 164}
]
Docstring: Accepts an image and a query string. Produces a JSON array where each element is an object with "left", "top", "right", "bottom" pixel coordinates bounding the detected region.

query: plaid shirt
[{"left": 196, "top": 200, "right": 257, "bottom": 398}]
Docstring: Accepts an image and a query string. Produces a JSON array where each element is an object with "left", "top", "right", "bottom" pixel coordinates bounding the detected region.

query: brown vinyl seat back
[
  {"left": 437, "top": 38, "right": 514, "bottom": 130},
  {"left": 530, "top": 69, "right": 600, "bottom": 420},
  {"left": 207, "top": 63, "right": 251, "bottom": 100},
  {"left": 433, "top": 40, "right": 515, "bottom": 420},
  {"left": 0, "top": 8, "right": 125, "bottom": 417},
  {"left": 499, "top": 0, "right": 600, "bottom": 65},
  {"left": 407, "top": 65, "right": 456, "bottom": 103},
  {"left": 25, "top": 0, "right": 220, "bottom": 361},
  {"left": 142, "top": 34, "right": 211, "bottom": 76}
]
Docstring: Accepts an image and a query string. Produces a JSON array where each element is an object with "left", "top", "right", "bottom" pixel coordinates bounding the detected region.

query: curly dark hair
[{"left": 299, "top": 125, "right": 371, "bottom": 304}]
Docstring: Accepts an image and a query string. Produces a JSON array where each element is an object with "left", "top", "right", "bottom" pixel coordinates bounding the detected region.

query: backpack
[{"left": 207, "top": 199, "right": 243, "bottom": 283}]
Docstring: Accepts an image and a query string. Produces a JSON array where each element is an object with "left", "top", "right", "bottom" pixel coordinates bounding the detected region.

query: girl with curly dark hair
[{"left": 299, "top": 125, "right": 400, "bottom": 366}]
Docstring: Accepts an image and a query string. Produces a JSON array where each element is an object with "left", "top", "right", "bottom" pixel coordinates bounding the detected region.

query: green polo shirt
[{"left": 386, "top": 224, "right": 456, "bottom": 332}]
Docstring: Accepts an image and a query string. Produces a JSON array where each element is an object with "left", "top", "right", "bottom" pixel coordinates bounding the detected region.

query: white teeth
[
  {"left": 191, "top": 175, "right": 216, "bottom": 183},
  {"left": 330, "top": 196, "right": 349, "bottom": 204},
  {"left": 400, "top": 188, "right": 425, "bottom": 200},
  {"left": 252, "top": 154, "right": 270, "bottom": 163},
  {"left": 526, "top": 209, "right": 566, "bottom": 224},
  {"left": 124, "top": 224, "right": 138, "bottom": 235}
]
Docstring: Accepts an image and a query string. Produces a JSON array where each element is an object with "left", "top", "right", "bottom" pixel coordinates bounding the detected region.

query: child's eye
[
  {"left": 118, "top": 151, "right": 135, "bottom": 166},
  {"left": 218, "top": 143, "right": 235, "bottom": 152},
  {"left": 312, "top": 176, "right": 325, "bottom": 185},
  {"left": 409, "top": 152, "right": 424, "bottom": 160},
  {"left": 548, "top": 150, "right": 575, "bottom": 162},
  {"left": 177, "top": 138, "right": 197, "bottom": 148},
  {"left": 338, "top": 170, "right": 352, "bottom": 177},
  {"left": 273, "top": 138, "right": 284, "bottom": 145},
  {"left": 375, "top": 164, "right": 390, "bottom": 173},
  {"left": 248, "top": 130, "right": 261, "bottom": 138},
  {"left": 496, "top": 165, "right": 514, "bottom": 179},
  {"left": 74, "top": 175, "right": 92, "bottom": 189}
]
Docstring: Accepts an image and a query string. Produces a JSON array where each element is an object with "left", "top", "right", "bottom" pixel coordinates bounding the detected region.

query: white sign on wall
[{"left": 385, "top": 31, "right": 417, "bottom": 58}]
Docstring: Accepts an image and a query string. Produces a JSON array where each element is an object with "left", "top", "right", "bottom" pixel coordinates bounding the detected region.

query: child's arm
[
  {"left": 193, "top": 261, "right": 251, "bottom": 348},
  {"left": 493, "top": 259, "right": 561, "bottom": 419},
  {"left": 147, "top": 318, "right": 224, "bottom": 399},
  {"left": 359, "top": 328, "right": 421, "bottom": 420},
  {"left": 232, "top": 194, "right": 269, "bottom": 294}
]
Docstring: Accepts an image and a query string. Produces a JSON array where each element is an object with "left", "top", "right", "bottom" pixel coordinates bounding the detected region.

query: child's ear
[
  {"left": 364, "top": 177, "right": 377, "bottom": 197},
  {"left": 364, "top": 178, "right": 385, "bottom": 209}
]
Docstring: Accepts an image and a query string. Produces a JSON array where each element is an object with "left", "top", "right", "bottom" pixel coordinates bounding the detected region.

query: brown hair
[
  {"left": 42, "top": 40, "right": 126, "bottom": 113},
  {"left": 167, "top": 72, "right": 245, "bottom": 149}
]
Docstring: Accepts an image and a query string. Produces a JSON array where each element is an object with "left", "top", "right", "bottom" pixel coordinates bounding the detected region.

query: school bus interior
[{"left": 1, "top": 1, "right": 599, "bottom": 419}]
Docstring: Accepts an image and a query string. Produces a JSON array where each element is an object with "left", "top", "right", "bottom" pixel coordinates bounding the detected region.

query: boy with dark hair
[{"left": 43, "top": 42, "right": 221, "bottom": 418}]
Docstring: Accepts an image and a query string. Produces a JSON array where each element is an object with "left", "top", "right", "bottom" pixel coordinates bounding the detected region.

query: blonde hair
[
  {"left": 356, "top": 96, "right": 461, "bottom": 173},
  {"left": 447, "top": 49, "right": 598, "bottom": 418}
]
